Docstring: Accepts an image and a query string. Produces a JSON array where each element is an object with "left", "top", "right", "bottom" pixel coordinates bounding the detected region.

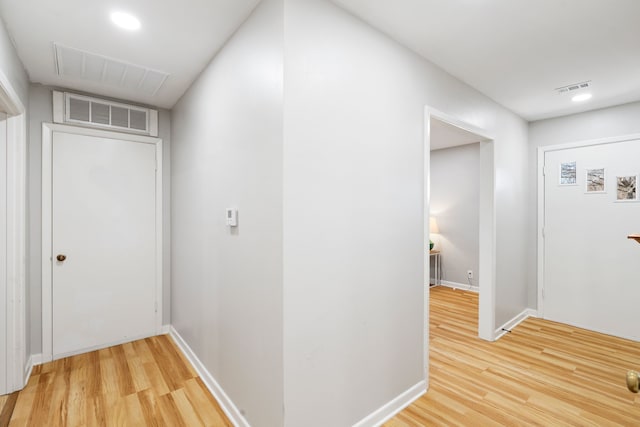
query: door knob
[
  {"left": 626, "top": 370, "right": 639, "bottom": 393},
  {"left": 56, "top": 254, "right": 67, "bottom": 262}
]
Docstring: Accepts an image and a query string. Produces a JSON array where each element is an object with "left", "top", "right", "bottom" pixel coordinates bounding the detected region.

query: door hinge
[{"left": 542, "top": 227, "right": 546, "bottom": 238}]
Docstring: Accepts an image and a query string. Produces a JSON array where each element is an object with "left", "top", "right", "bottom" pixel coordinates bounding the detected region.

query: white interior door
[
  {"left": 543, "top": 139, "right": 640, "bottom": 341},
  {"left": 52, "top": 131, "right": 158, "bottom": 358},
  {"left": 0, "top": 113, "right": 7, "bottom": 394}
]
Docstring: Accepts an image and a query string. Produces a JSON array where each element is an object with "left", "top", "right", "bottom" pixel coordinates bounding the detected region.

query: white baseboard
[
  {"left": 23, "top": 353, "right": 42, "bottom": 387},
  {"left": 494, "top": 308, "right": 538, "bottom": 340},
  {"left": 169, "top": 326, "right": 249, "bottom": 427},
  {"left": 437, "top": 280, "right": 479, "bottom": 293},
  {"left": 160, "top": 324, "right": 171, "bottom": 334},
  {"left": 352, "top": 380, "right": 426, "bottom": 427},
  {"left": 31, "top": 353, "right": 43, "bottom": 366}
]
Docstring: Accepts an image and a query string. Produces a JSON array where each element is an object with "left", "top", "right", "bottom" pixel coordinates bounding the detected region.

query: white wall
[
  {"left": 527, "top": 100, "right": 640, "bottom": 308},
  {"left": 0, "top": 113, "right": 7, "bottom": 393},
  {"left": 431, "top": 143, "right": 480, "bottom": 286},
  {"left": 0, "top": 14, "right": 29, "bottom": 375},
  {"left": 170, "top": 0, "right": 283, "bottom": 425},
  {"left": 0, "top": 17, "right": 28, "bottom": 107},
  {"left": 282, "top": 0, "right": 529, "bottom": 425},
  {"left": 27, "top": 84, "right": 172, "bottom": 353}
]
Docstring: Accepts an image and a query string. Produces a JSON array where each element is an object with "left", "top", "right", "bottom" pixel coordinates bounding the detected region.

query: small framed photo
[
  {"left": 616, "top": 175, "right": 638, "bottom": 201},
  {"left": 559, "top": 161, "right": 577, "bottom": 185},
  {"left": 585, "top": 168, "right": 605, "bottom": 193}
]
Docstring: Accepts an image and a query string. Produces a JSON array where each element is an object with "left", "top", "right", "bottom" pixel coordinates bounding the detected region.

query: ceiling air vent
[
  {"left": 54, "top": 43, "right": 170, "bottom": 96},
  {"left": 555, "top": 81, "right": 591, "bottom": 94},
  {"left": 53, "top": 91, "right": 159, "bottom": 137}
]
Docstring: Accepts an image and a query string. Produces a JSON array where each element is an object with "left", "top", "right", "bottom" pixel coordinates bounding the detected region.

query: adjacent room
[
  {"left": 1, "top": 0, "right": 640, "bottom": 426},
  {"left": 429, "top": 118, "right": 484, "bottom": 294}
]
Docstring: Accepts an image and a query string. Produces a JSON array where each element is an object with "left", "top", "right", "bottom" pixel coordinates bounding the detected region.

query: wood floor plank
[
  {"left": 386, "top": 286, "right": 640, "bottom": 426},
  {"left": 9, "top": 287, "right": 640, "bottom": 425},
  {"left": 9, "top": 335, "right": 232, "bottom": 426},
  {"left": 0, "top": 392, "right": 19, "bottom": 427},
  {"left": 0, "top": 396, "right": 8, "bottom": 421},
  {"left": 171, "top": 388, "right": 205, "bottom": 427}
]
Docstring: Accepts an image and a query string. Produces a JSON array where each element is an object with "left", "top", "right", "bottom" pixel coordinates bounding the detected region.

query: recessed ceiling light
[
  {"left": 110, "top": 11, "right": 141, "bottom": 31},
  {"left": 572, "top": 93, "right": 592, "bottom": 103}
]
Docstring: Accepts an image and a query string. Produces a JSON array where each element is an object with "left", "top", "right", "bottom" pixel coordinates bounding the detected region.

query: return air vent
[
  {"left": 54, "top": 43, "right": 170, "bottom": 96},
  {"left": 53, "top": 91, "right": 159, "bottom": 137},
  {"left": 555, "top": 81, "right": 591, "bottom": 94}
]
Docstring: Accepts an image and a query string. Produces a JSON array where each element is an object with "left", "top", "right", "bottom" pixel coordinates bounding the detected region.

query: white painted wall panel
[
  {"left": 0, "top": 18, "right": 28, "bottom": 107},
  {"left": 0, "top": 15, "right": 29, "bottom": 371},
  {"left": 0, "top": 113, "right": 7, "bottom": 394},
  {"left": 170, "top": 0, "right": 284, "bottom": 425},
  {"left": 283, "top": 0, "right": 529, "bottom": 425}
]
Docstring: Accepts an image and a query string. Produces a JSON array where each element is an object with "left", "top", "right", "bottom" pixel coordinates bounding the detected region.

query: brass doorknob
[
  {"left": 626, "top": 370, "right": 639, "bottom": 393},
  {"left": 56, "top": 254, "right": 67, "bottom": 262}
]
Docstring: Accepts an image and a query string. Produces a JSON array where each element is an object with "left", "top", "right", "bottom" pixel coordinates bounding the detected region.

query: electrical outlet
[{"left": 467, "top": 270, "right": 473, "bottom": 279}]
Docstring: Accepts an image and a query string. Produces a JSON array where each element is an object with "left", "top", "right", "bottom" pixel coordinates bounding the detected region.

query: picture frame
[
  {"left": 616, "top": 175, "right": 638, "bottom": 201},
  {"left": 585, "top": 168, "right": 605, "bottom": 193},
  {"left": 559, "top": 161, "right": 577, "bottom": 185}
]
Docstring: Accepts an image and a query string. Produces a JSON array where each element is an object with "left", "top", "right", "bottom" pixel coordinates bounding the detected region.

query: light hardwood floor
[
  {"left": 0, "top": 395, "right": 7, "bottom": 416},
  {"left": 386, "top": 286, "right": 640, "bottom": 426},
  {"left": 8, "top": 288, "right": 640, "bottom": 426},
  {"left": 1, "top": 392, "right": 19, "bottom": 427},
  {"left": 9, "top": 335, "right": 232, "bottom": 426}
]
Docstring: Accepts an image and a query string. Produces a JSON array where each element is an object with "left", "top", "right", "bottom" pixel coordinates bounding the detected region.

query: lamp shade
[{"left": 429, "top": 217, "right": 439, "bottom": 234}]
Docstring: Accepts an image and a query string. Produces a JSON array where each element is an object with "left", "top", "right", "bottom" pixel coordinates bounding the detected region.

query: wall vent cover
[
  {"left": 54, "top": 43, "right": 170, "bottom": 96},
  {"left": 53, "top": 91, "right": 159, "bottom": 137},
  {"left": 555, "top": 81, "right": 591, "bottom": 94}
]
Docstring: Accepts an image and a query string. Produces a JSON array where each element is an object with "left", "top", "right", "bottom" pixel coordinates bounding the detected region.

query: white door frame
[
  {"left": 536, "top": 133, "right": 640, "bottom": 317},
  {"left": 0, "top": 70, "right": 27, "bottom": 394},
  {"left": 41, "top": 123, "right": 163, "bottom": 363},
  {"left": 425, "top": 107, "right": 496, "bottom": 346}
]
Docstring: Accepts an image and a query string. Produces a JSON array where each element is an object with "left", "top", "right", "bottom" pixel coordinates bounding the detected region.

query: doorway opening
[
  {"left": 41, "top": 123, "right": 164, "bottom": 362},
  {"left": 537, "top": 134, "right": 640, "bottom": 341},
  {"left": 424, "top": 107, "right": 495, "bottom": 376}
]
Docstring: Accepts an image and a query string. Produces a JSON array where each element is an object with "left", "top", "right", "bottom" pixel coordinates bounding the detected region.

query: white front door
[
  {"left": 543, "top": 139, "right": 640, "bottom": 341},
  {"left": 0, "top": 112, "right": 7, "bottom": 394},
  {"left": 51, "top": 130, "right": 158, "bottom": 358}
]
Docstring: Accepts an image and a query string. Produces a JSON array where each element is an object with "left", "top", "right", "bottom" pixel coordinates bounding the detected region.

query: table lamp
[{"left": 429, "top": 217, "right": 439, "bottom": 250}]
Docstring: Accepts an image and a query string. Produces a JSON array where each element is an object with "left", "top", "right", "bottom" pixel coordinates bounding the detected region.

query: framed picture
[
  {"left": 585, "top": 168, "right": 605, "bottom": 193},
  {"left": 559, "top": 161, "right": 577, "bottom": 185},
  {"left": 616, "top": 175, "right": 638, "bottom": 201}
]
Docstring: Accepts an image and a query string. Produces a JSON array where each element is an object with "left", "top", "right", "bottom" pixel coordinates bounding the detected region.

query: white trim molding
[
  {"left": 169, "top": 326, "right": 250, "bottom": 427},
  {"left": 494, "top": 308, "right": 538, "bottom": 340},
  {"left": 352, "top": 381, "right": 426, "bottom": 427},
  {"left": 6, "top": 113, "right": 27, "bottom": 391},
  {"left": 41, "top": 122, "right": 163, "bottom": 363},
  {"left": 23, "top": 353, "right": 41, "bottom": 386},
  {"left": 0, "top": 67, "right": 28, "bottom": 394},
  {"left": 438, "top": 280, "right": 479, "bottom": 293}
]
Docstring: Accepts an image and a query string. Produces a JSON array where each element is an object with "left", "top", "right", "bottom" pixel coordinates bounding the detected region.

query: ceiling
[
  {"left": 430, "top": 118, "right": 483, "bottom": 151},
  {"left": 0, "top": 0, "right": 260, "bottom": 108},
  {"left": 2, "top": 1, "right": 639, "bottom": 119},
  {"left": 332, "top": 0, "right": 640, "bottom": 121}
]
